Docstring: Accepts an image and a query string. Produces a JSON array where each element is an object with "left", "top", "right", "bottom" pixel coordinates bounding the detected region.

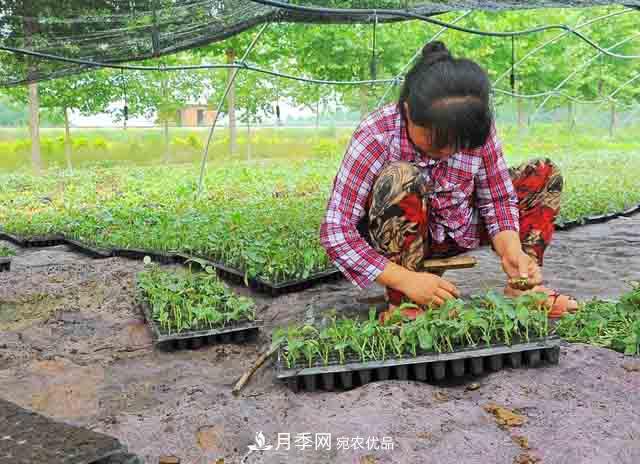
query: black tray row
[
  {"left": 202, "top": 257, "right": 342, "bottom": 297},
  {"left": 139, "top": 296, "right": 263, "bottom": 350},
  {"left": 158, "top": 328, "right": 260, "bottom": 351},
  {"left": 555, "top": 204, "right": 640, "bottom": 231},
  {"left": 0, "top": 231, "right": 66, "bottom": 248},
  {"left": 277, "top": 337, "right": 561, "bottom": 392},
  {"left": 0, "top": 230, "right": 342, "bottom": 295}
]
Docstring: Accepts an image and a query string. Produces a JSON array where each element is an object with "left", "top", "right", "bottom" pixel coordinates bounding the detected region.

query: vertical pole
[
  {"left": 28, "top": 82, "right": 42, "bottom": 175},
  {"left": 226, "top": 48, "right": 237, "bottom": 155}
]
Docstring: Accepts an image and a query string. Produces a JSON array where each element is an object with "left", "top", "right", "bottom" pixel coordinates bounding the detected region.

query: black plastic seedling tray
[
  {"left": 64, "top": 238, "right": 113, "bottom": 258},
  {"left": 276, "top": 336, "right": 562, "bottom": 392},
  {"left": 0, "top": 231, "right": 66, "bottom": 248},
  {"left": 0, "top": 397, "right": 127, "bottom": 464},
  {"left": 113, "top": 247, "right": 187, "bottom": 265},
  {"left": 188, "top": 255, "right": 342, "bottom": 296},
  {"left": 0, "top": 257, "right": 11, "bottom": 272},
  {"left": 555, "top": 202, "right": 640, "bottom": 231},
  {"left": 139, "top": 298, "right": 263, "bottom": 351}
]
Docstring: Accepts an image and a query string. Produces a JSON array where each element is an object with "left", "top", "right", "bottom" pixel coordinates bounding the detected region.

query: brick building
[{"left": 176, "top": 105, "right": 217, "bottom": 127}]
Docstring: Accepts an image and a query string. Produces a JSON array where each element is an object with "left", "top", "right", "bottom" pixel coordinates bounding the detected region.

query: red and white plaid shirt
[{"left": 320, "top": 103, "right": 519, "bottom": 289}]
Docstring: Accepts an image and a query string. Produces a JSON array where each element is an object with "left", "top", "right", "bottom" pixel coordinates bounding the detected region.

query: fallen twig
[{"left": 232, "top": 343, "right": 280, "bottom": 396}]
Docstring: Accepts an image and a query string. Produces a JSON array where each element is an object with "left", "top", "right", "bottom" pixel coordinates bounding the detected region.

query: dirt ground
[{"left": 0, "top": 215, "right": 639, "bottom": 464}]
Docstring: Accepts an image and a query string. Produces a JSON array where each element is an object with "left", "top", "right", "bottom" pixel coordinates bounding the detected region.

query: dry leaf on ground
[
  {"left": 514, "top": 451, "right": 540, "bottom": 464},
  {"left": 513, "top": 435, "right": 530, "bottom": 449},
  {"left": 483, "top": 402, "right": 526, "bottom": 427}
]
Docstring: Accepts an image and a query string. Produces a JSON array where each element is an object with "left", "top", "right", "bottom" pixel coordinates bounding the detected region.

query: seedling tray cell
[
  {"left": 64, "top": 238, "right": 113, "bottom": 258},
  {"left": 525, "top": 349, "right": 541, "bottom": 367},
  {"left": 451, "top": 359, "right": 465, "bottom": 377},
  {"left": 276, "top": 337, "right": 562, "bottom": 391},
  {"left": 0, "top": 258, "right": 10, "bottom": 272},
  {"left": 508, "top": 352, "right": 523, "bottom": 368},
  {"left": 139, "top": 299, "right": 262, "bottom": 350},
  {"left": 469, "top": 357, "right": 484, "bottom": 376},
  {"left": 414, "top": 363, "right": 428, "bottom": 381},
  {"left": 395, "top": 364, "right": 409, "bottom": 380},
  {"left": 488, "top": 354, "right": 503, "bottom": 372}
]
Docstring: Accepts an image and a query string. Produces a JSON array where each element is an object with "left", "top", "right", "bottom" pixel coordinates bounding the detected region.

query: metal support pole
[{"left": 196, "top": 24, "right": 269, "bottom": 197}]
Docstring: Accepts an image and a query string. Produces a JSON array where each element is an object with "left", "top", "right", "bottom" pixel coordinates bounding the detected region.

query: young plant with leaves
[{"left": 137, "top": 259, "right": 257, "bottom": 334}]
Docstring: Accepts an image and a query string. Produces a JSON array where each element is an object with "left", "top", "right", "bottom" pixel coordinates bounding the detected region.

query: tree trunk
[
  {"left": 63, "top": 107, "right": 73, "bottom": 172},
  {"left": 517, "top": 97, "right": 526, "bottom": 129},
  {"left": 163, "top": 119, "right": 170, "bottom": 163},
  {"left": 28, "top": 82, "right": 42, "bottom": 175},
  {"left": 609, "top": 102, "right": 616, "bottom": 137},
  {"left": 246, "top": 120, "right": 251, "bottom": 162},
  {"left": 567, "top": 101, "right": 575, "bottom": 130},
  {"left": 359, "top": 84, "right": 368, "bottom": 121},
  {"left": 226, "top": 48, "right": 237, "bottom": 155}
]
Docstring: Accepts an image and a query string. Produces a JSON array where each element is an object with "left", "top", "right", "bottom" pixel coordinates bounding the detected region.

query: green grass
[{"left": 0, "top": 245, "right": 15, "bottom": 257}]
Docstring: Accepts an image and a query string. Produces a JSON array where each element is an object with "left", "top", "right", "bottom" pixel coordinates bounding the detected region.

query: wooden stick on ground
[{"left": 232, "top": 343, "right": 280, "bottom": 396}]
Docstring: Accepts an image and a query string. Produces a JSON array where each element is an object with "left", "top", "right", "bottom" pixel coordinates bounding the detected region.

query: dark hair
[{"left": 399, "top": 41, "right": 493, "bottom": 151}]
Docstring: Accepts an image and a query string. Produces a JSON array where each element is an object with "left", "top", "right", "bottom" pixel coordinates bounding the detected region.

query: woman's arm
[
  {"left": 320, "top": 127, "right": 389, "bottom": 289},
  {"left": 474, "top": 124, "right": 520, "bottom": 239}
]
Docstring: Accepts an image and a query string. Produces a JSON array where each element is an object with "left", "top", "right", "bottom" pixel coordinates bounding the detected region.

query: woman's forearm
[
  {"left": 375, "top": 261, "right": 412, "bottom": 293},
  {"left": 491, "top": 230, "right": 522, "bottom": 258}
]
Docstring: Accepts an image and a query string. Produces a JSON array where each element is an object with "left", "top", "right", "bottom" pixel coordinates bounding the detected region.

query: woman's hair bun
[{"left": 421, "top": 41, "right": 451, "bottom": 65}]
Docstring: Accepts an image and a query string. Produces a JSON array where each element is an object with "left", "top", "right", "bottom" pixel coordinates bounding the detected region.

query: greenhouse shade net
[{"left": 0, "top": 1, "right": 639, "bottom": 86}]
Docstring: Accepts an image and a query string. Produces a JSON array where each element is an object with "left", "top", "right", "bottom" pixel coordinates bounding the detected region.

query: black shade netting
[{"left": 0, "top": 0, "right": 639, "bottom": 86}]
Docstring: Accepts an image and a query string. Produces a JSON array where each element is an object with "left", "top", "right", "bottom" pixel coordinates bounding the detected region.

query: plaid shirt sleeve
[
  {"left": 320, "top": 126, "right": 389, "bottom": 289},
  {"left": 474, "top": 123, "right": 520, "bottom": 238}
]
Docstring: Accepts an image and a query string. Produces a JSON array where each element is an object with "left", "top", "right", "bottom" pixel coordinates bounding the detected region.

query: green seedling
[
  {"left": 137, "top": 264, "right": 257, "bottom": 334},
  {"left": 272, "top": 289, "right": 567, "bottom": 367},
  {"left": 0, "top": 245, "right": 15, "bottom": 257}
]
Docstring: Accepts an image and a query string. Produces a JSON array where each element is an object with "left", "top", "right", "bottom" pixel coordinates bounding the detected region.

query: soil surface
[{"left": 0, "top": 215, "right": 638, "bottom": 464}]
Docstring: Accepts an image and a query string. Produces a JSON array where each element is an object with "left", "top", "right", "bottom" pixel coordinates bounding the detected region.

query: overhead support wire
[
  {"left": 249, "top": 0, "right": 640, "bottom": 59},
  {"left": 375, "top": 10, "right": 472, "bottom": 107},
  {"left": 529, "top": 33, "right": 640, "bottom": 121},
  {"left": 0, "top": 45, "right": 397, "bottom": 85},
  {"left": 196, "top": 23, "right": 269, "bottom": 197},
  {"left": 493, "top": 9, "right": 631, "bottom": 86}
]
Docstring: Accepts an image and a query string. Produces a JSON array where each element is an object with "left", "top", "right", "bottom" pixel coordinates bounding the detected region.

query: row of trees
[{"left": 1, "top": 5, "right": 639, "bottom": 172}]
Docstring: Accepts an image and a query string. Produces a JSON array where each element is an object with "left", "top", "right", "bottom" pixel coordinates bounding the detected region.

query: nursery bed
[{"left": 276, "top": 336, "right": 562, "bottom": 392}]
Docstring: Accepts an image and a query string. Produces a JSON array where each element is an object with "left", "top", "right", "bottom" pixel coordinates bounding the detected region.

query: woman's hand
[
  {"left": 501, "top": 250, "right": 542, "bottom": 289},
  {"left": 399, "top": 271, "right": 460, "bottom": 307}
]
